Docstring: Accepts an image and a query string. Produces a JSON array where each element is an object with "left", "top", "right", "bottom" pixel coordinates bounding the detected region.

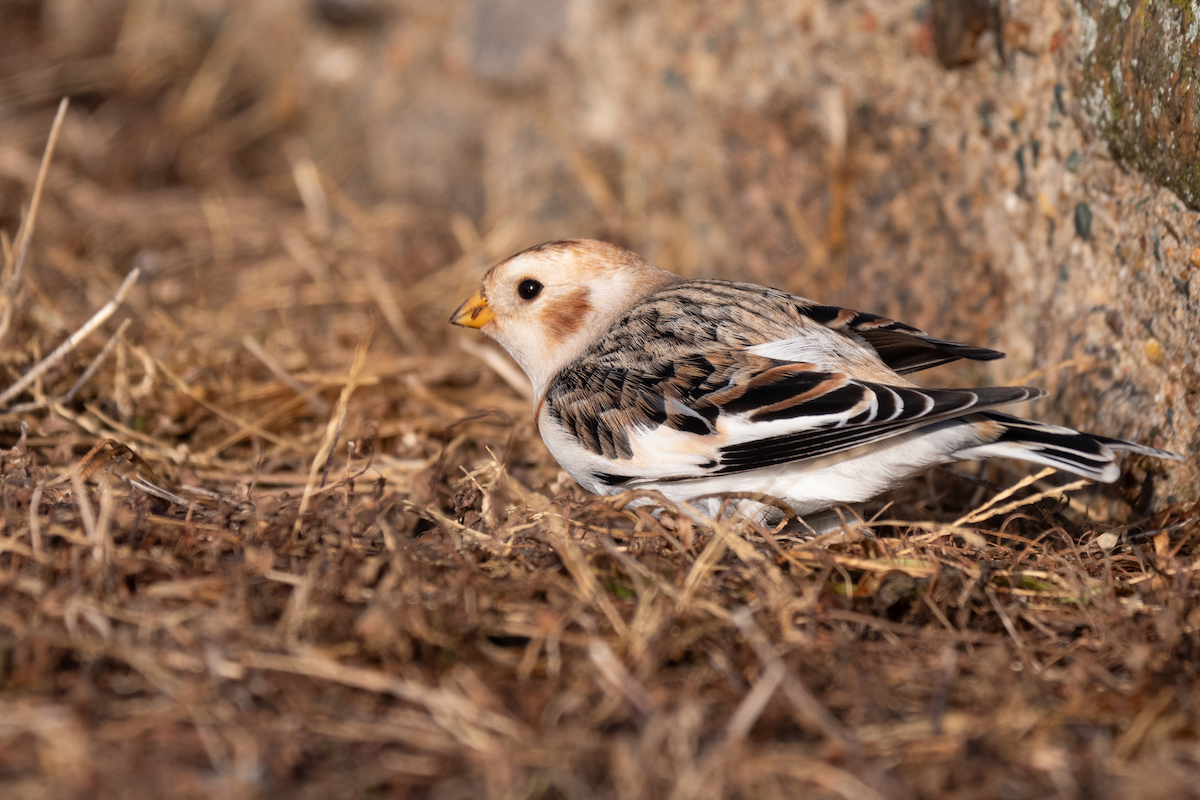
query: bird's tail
[{"left": 956, "top": 411, "right": 1182, "bottom": 483}]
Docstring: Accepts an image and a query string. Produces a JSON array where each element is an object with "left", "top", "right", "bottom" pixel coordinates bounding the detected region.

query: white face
[{"left": 452, "top": 240, "right": 680, "bottom": 397}]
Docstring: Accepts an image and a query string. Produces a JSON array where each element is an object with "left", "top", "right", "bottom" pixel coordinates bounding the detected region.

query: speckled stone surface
[{"left": 1077, "top": 0, "right": 1200, "bottom": 211}]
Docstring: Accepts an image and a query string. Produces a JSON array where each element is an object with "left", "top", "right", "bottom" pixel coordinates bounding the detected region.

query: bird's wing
[
  {"left": 636, "top": 280, "right": 1004, "bottom": 374},
  {"left": 706, "top": 372, "right": 1041, "bottom": 477},
  {"left": 545, "top": 344, "right": 1041, "bottom": 488},
  {"left": 541, "top": 281, "right": 1026, "bottom": 488},
  {"left": 791, "top": 303, "right": 1005, "bottom": 374}
]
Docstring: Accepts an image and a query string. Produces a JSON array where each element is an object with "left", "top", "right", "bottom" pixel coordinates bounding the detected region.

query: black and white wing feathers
[
  {"left": 547, "top": 353, "right": 1040, "bottom": 486},
  {"left": 794, "top": 304, "right": 1005, "bottom": 374},
  {"left": 542, "top": 281, "right": 1037, "bottom": 488}
]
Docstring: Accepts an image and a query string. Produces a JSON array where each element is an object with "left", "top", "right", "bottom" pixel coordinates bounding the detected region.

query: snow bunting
[{"left": 451, "top": 239, "right": 1180, "bottom": 523}]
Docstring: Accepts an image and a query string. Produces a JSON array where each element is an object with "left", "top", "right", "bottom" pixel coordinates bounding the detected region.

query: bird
[{"left": 450, "top": 239, "right": 1180, "bottom": 526}]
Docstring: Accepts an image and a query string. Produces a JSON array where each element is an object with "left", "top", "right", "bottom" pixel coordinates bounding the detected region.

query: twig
[
  {"left": 1112, "top": 686, "right": 1175, "bottom": 766},
  {"left": 7, "top": 318, "right": 133, "bottom": 413},
  {"left": 907, "top": 468, "right": 1089, "bottom": 544},
  {"left": 29, "top": 483, "right": 44, "bottom": 557},
  {"left": 537, "top": 511, "right": 630, "bottom": 637},
  {"left": 0, "top": 97, "right": 69, "bottom": 344},
  {"left": 142, "top": 344, "right": 299, "bottom": 451},
  {"left": 280, "top": 227, "right": 333, "bottom": 283},
  {"left": 241, "top": 334, "right": 331, "bottom": 415},
  {"left": 363, "top": 259, "right": 424, "bottom": 354},
  {"left": 458, "top": 338, "right": 533, "bottom": 400},
  {"left": 69, "top": 468, "right": 98, "bottom": 543},
  {"left": 94, "top": 480, "right": 115, "bottom": 564},
  {"left": 237, "top": 650, "right": 531, "bottom": 744},
  {"left": 197, "top": 388, "right": 327, "bottom": 459},
  {"left": 962, "top": 478, "right": 1090, "bottom": 526},
  {"left": 286, "top": 142, "right": 332, "bottom": 238},
  {"left": 723, "top": 660, "right": 786, "bottom": 744},
  {"left": 65, "top": 318, "right": 132, "bottom": 405},
  {"left": 294, "top": 328, "right": 371, "bottom": 531},
  {"left": 532, "top": 103, "right": 618, "bottom": 220},
  {"left": 985, "top": 588, "right": 1037, "bottom": 674},
  {"left": 679, "top": 518, "right": 735, "bottom": 607},
  {"left": 732, "top": 608, "right": 851, "bottom": 745},
  {"left": 0, "top": 268, "right": 140, "bottom": 409},
  {"left": 587, "top": 638, "right": 656, "bottom": 717},
  {"left": 954, "top": 468, "right": 1056, "bottom": 527}
]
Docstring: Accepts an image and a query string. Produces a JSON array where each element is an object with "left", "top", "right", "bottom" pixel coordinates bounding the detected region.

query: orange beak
[{"left": 449, "top": 290, "right": 495, "bottom": 328}]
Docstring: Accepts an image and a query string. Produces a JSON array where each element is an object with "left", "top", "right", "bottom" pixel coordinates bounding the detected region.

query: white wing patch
[
  {"left": 538, "top": 405, "right": 721, "bottom": 493},
  {"left": 747, "top": 336, "right": 860, "bottom": 369}
]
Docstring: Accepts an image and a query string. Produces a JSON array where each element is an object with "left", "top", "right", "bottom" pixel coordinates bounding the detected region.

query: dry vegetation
[{"left": 1, "top": 1, "right": 1198, "bottom": 798}]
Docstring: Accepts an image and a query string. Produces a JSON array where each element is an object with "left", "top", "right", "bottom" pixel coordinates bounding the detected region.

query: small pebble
[
  {"left": 1053, "top": 83, "right": 1068, "bottom": 115},
  {"left": 1145, "top": 337, "right": 1165, "bottom": 365},
  {"left": 1074, "top": 202, "right": 1092, "bottom": 239}
]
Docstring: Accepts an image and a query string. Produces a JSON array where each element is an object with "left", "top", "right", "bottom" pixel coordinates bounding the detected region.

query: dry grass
[{"left": 1, "top": 2, "right": 1198, "bottom": 799}]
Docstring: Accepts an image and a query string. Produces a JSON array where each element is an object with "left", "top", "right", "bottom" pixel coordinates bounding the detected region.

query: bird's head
[{"left": 451, "top": 239, "right": 680, "bottom": 396}]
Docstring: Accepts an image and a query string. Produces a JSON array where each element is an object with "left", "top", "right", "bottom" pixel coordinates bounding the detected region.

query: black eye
[{"left": 517, "top": 279, "right": 543, "bottom": 300}]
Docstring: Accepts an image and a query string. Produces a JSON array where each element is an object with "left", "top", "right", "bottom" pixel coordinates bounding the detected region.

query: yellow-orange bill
[{"left": 449, "top": 290, "right": 495, "bottom": 328}]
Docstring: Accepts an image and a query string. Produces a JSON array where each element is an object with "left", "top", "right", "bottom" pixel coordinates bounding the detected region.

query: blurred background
[{"left": 0, "top": 0, "right": 1195, "bottom": 493}]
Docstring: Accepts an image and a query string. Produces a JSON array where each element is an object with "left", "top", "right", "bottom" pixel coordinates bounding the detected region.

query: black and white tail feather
[{"left": 959, "top": 411, "right": 1179, "bottom": 484}]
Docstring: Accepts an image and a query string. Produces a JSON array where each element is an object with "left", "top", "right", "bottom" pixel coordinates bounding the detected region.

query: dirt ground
[{"left": 1, "top": 1, "right": 1198, "bottom": 798}]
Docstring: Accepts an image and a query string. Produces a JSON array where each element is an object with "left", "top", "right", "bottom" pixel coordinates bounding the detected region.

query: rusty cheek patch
[{"left": 541, "top": 287, "right": 593, "bottom": 345}]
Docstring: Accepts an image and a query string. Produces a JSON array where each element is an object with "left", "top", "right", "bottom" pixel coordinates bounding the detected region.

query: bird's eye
[{"left": 517, "top": 279, "right": 543, "bottom": 301}]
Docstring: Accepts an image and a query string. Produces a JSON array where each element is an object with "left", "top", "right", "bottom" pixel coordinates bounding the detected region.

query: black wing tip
[
  {"left": 594, "top": 471, "right": 634, "bottom": 487},
  {"left": 964, "top": 347, "right": 1006, "bottom": 361},
  {"left": 1093, "top": 436, "right": 1184, "bottom": 461},
  {"left": 927, "top": 340, "right": 1006, "bottom": 361}
]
